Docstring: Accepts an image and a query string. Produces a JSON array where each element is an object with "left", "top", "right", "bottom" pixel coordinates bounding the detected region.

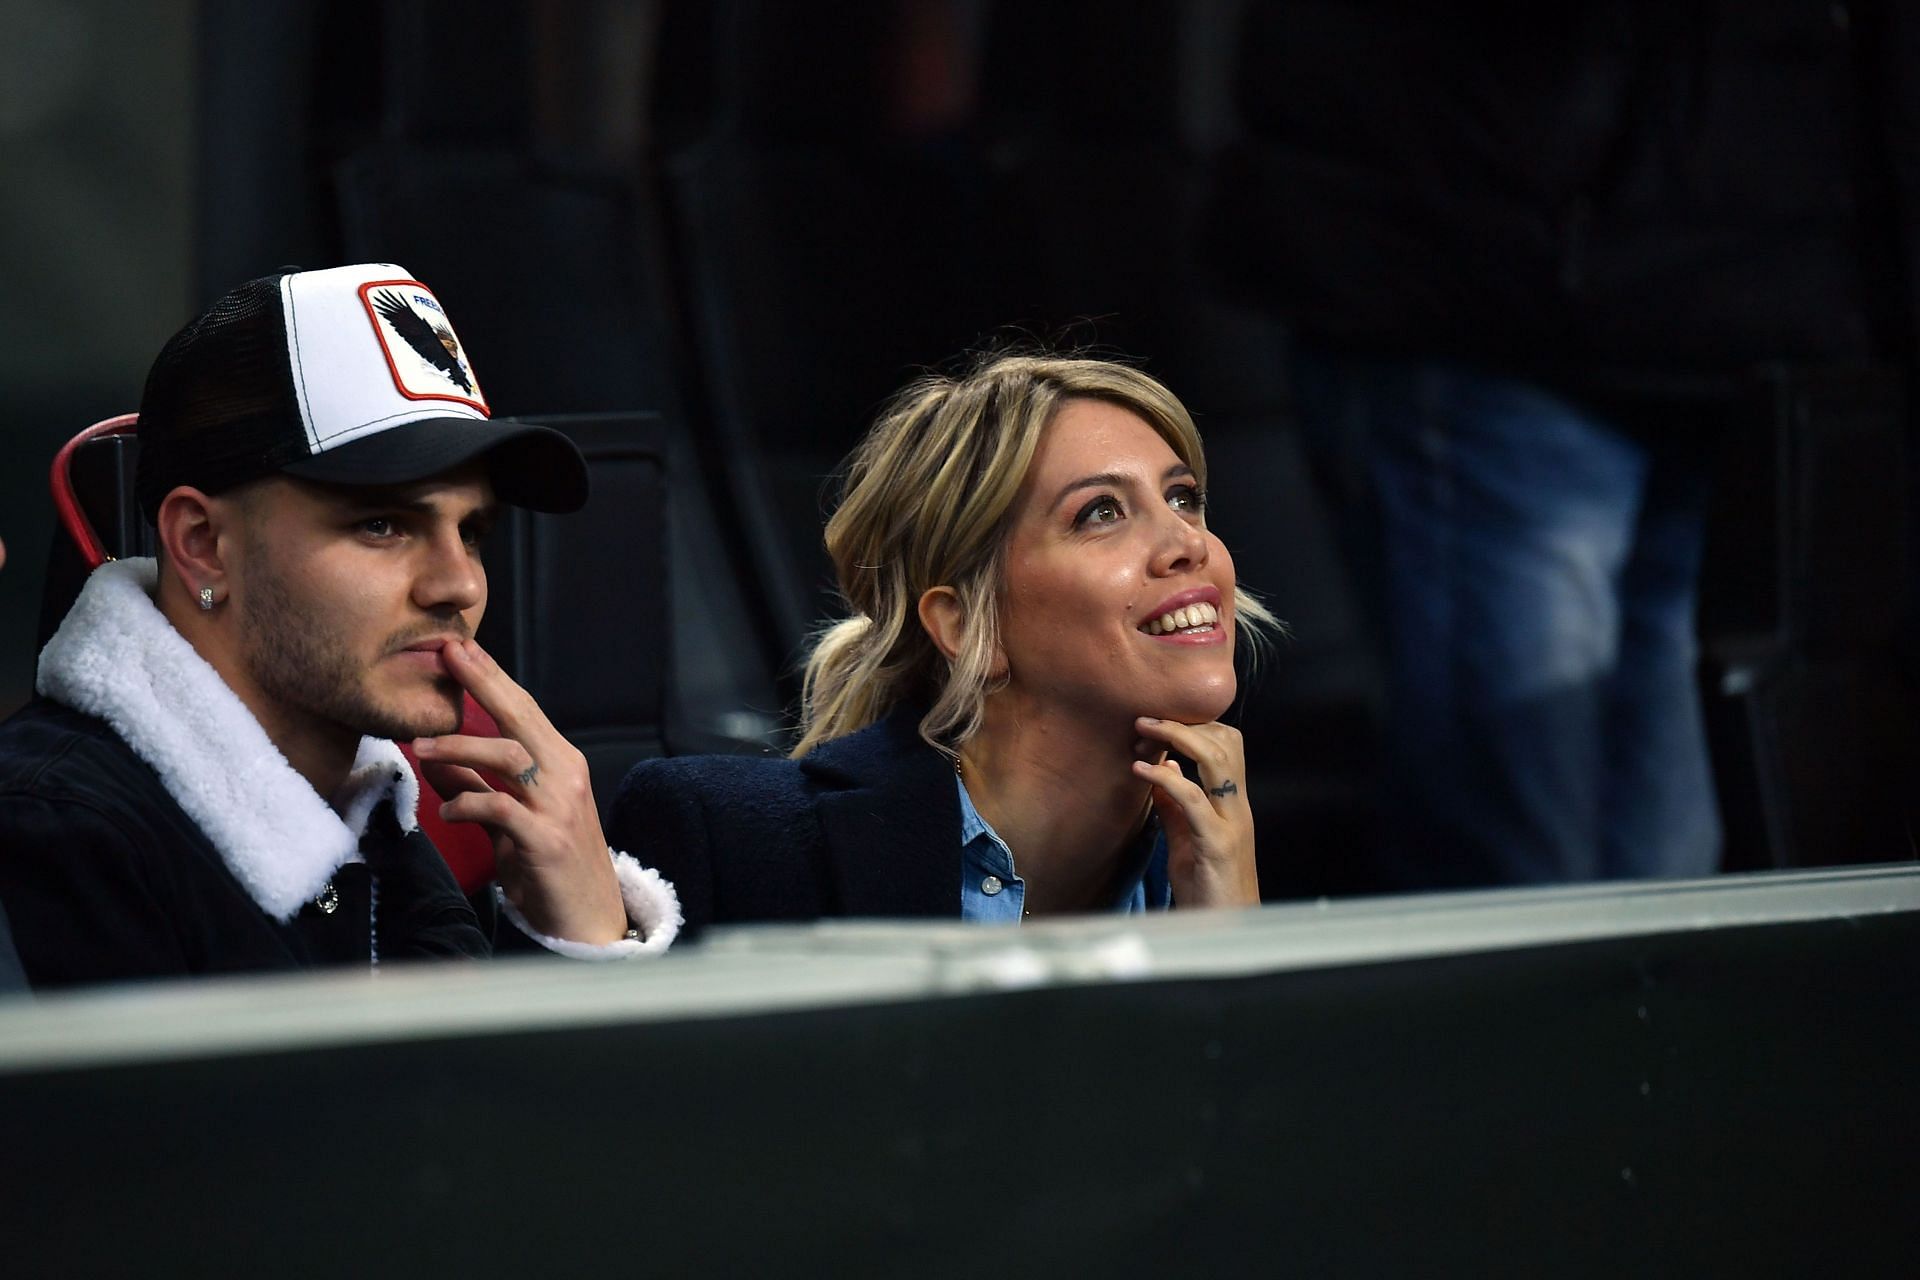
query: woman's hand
[
  {"left": 1131, "top": 716, "right": 1259, "bottom": 909},
  {"left": 411, "top": 639, "right": 629, "bottom": 944}
]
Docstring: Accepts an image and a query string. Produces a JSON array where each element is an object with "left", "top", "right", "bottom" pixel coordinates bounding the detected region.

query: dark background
[{"left": 2, "top": 0, "right": 1913, "bottom": 895}]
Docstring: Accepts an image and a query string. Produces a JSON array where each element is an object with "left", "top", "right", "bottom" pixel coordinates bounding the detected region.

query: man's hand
[
  {"left": 1131, "top": 716, "right": 1259, "bottom": 909},
  {"left": 412, "top": 639, "right": 628, "bottom": 944}
]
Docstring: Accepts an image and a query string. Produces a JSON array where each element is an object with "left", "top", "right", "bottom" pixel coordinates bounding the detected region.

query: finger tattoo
[
  {"left": 516, "top": 762, "right": 541, "bottom": 787},
  {"left": 1208, "top": 779, "right": 1238, "bottom": 798}
]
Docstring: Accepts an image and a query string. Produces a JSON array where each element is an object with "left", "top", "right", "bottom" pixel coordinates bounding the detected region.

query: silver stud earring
[{"left": 198, "top": 587, "right": 215, "bottom": 612}]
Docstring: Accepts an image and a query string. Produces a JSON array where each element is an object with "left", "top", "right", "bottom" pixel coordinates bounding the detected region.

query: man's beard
[{"left": 240, "top": 561, "right": 465, "bottom": 742}]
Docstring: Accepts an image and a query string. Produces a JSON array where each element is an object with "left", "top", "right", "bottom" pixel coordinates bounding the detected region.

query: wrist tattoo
[{"left": 1208, "top": 779, "right": 1238, "bottom": 798}]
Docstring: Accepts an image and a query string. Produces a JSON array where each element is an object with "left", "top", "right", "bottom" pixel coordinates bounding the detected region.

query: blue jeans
[{"left": 1293, "top": 348, "right": 1722, "bottom": 887}]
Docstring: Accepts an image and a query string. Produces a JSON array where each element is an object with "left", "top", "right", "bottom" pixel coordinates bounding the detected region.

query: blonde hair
[{"left": 794, "top": 351, "right": 1281, "bottom": 758}]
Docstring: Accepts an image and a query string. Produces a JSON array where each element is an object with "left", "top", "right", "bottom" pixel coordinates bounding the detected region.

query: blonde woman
[{"left": 610, "top": 352, "right": 1280, "bottom": 936}]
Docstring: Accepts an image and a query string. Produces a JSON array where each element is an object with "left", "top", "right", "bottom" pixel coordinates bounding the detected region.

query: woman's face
[{"left": 994, "top": 396, "right": 1238, "bottom": 727}]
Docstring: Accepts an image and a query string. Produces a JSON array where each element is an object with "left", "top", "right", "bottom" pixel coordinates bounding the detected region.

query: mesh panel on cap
[{"left": 135, "top": 274, "right": 311, "bottom": 519}]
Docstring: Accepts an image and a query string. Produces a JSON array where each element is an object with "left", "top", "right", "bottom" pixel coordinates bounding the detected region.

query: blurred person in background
[{"left": 1210, "top": 2, "right": 1917, "bottom": 888}]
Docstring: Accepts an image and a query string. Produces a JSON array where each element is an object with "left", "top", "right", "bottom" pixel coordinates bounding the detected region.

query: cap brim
[{"left": 280, "top": 418, "right": 589, "bottom": 513}]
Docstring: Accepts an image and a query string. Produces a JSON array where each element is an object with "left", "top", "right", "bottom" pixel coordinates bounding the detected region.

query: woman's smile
[{"left": 1138, "top": 586, "right": 1226, "bottom": 643}]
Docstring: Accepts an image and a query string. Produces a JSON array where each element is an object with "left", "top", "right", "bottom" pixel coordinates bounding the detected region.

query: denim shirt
[{"left": 957, "top": 777, "right": 1172, "bottom": 923}]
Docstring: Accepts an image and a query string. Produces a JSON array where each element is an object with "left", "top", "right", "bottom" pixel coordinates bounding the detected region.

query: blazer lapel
[{"left": 805, "top": 710, "right": 958, "bottom": 919}]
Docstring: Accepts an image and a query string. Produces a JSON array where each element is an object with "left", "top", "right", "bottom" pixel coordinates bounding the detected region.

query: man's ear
[
  {"left": 154, "top": 486, "right": 233, "bottom": 608},
  {"left": 917, "top": 585, "right": 1007, "bottom": 679}
]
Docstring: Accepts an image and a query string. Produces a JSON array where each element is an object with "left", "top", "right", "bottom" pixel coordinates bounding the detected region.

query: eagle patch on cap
[{"left": 358, "top": 279, "right": 487, "bottom": 413}]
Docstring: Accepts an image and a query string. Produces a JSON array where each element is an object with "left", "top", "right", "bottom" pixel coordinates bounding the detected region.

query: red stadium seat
[{"left": 399, "top": 702, "right": 500, "bottom": 893}]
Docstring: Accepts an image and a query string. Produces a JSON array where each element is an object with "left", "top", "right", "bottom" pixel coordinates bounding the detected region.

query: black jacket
[
  {"left": 608, "top": 706, "right": 960, "bottom": 940},
  {"left": 0, "top": 557, "right": 489, "bottom": 990},
  {"left": 1210, "top": 0, "right": 1919, "bottom": 393},
  {"left": 0, "top": 899, "right": 24, "bottom": 994},
  {"left": 0, "top": 698, "right": 488, "bottom": 989}
]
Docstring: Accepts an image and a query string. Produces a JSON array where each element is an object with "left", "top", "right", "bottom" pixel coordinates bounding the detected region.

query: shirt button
[{"left": 981, "top": 875, "right": 1004, "bottom": 896}]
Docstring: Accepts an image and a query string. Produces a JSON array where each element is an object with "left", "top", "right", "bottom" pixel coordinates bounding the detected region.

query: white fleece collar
[{"left": 37, "top": 558, "right": 420, "bottom": 922}]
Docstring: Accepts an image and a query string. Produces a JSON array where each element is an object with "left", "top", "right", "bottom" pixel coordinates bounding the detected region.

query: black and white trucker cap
[{"left": 133, "top": 263, "right": 588, "bottom": 519}]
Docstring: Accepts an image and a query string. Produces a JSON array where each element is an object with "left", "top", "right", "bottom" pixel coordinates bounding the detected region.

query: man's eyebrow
[
  {"left": 337, "top": 494, "right": 441, "bottom": 515},
  {"left": 1051, "top": 463, "right": 1197, "bottom": 509},
  {"left": 337, "top": 492, "right": 499, "bottom": 522}
]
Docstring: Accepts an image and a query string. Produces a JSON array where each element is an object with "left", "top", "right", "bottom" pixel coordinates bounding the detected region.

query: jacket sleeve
[
  {"left": 607, "top": 759, "right": 717, "bottom": 942},
  {"left": 0, "top": 794, "right": 196, "bottom": 989}
]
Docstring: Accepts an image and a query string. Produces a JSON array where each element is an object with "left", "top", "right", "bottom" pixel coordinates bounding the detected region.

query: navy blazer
[{"left": 608, "top": 706, "right": 960, "bottom": 939}]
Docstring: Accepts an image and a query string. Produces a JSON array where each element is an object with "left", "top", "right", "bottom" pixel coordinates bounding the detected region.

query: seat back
[
  {"left": 398, "top": 701, "right": 502, "bottom": 894},
  {"left": 664, "top": 140, "right": 1004, "bottom": 661},
  {"left": 475, "top": 412, "right": 676, "bottom": 818},
  {"left": 39, "top": 416, "right": 148, "bottom": 650}
]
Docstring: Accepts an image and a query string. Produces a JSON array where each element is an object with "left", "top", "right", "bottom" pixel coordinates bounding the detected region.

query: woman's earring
[{"left": 198, "top": 587, "right": 215, "bottom": 612}]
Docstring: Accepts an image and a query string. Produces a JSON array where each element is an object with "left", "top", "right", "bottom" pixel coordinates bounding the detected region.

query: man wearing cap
[{"left": 0, "top": 264, "right": 678, "bottom": 988}]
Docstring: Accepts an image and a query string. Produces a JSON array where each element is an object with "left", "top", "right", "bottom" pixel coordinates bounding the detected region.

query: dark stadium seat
[
  {"left": 662, "top": 138, "right": 1007, "bottom": 654},
  {"left": 1697, "top": 367, "right": 1919, "bottom": 870},
  {"left": 476, "top": 411, "right": 773, "bottom": 820}
]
